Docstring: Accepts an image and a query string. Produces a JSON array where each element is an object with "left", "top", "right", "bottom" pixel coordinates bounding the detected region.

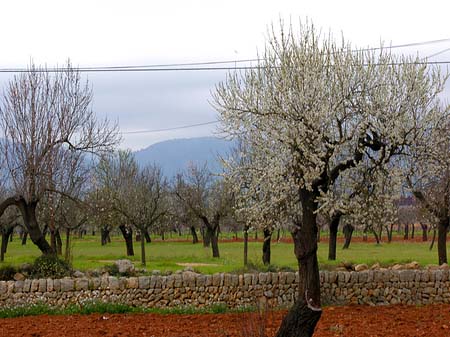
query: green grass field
[{"left": 0, "top": 233, "right": 445, "bottom": 274}]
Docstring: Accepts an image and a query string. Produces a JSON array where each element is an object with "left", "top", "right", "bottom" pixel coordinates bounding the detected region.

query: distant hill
[{"left": 133, "top": 137, "right": 235, "bottom": 178}]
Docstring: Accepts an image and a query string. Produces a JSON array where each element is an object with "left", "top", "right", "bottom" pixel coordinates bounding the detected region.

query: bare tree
[
  {"left": 96, "top": 150, "right": 167, "bottom": 265},
  {"left": 174, "top": 164, "right": 233, "bottom": 258},
  {"left": 214, "top": 22, "right": 446, "bottom": 336},
  {"left": 0, "top": 62, "right": 120, "bottom": 255}
]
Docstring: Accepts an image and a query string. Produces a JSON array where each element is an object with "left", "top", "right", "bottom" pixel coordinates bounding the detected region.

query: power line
[
  {"left": 121, "top": 120, "right": 219, "bottom": 134},
  {"left": 1, "top": 37, "right": 450, "bottom": 73}
]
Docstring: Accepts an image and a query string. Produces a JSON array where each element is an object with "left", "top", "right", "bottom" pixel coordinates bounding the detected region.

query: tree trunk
[
  {"left": 101, "top": 226, "right": 111, "bottom": 246},
  {"left": 342, "top": 224, "right": 354, "bottom": 249},
  {"left": 404, "top": 224, "right": 409, "bottom": 240},
  {"left": 190, "top": 226, "right": 199, "bottom": 244},
  {"left": 276, "top": 190, "right": 321, "bottom": 337},
  {"left": 437, "top": 218, "right": 449, "bottom": 265},
  {"left": 206, "top": 227, "right": 220, "bottom": 257},
  {"left": 327, "top": 211, "right": 342, "bottom": 260},
  {"left": 143, "top": 229, "right": 151, "bottom": 243},
  {"left": 372, "top": 229, "right": 381, "bottom": 245},
  {"left": 1, "top": 226, "right": 14, "bottom": 262},
  {"left": 243, "top": 225, "right": 249, "bottom": 267},
  {"left": 430, "top": 227, "right": 437, "bottom": 251},
  {"left": 262, "top": 228, "right": 272, "bottom": 265},
  {"left": 421, "top": 223, "right": 428, "bottom": 241},
  {"left": 276, "top": 228, "right": 281, "bottom": 242},
  {"left": 411, "top": 224, "right": 415, "bottom": 239},
  {"left": 64, "top": 228, "right": 71, "bottom": 262},
  {"left": 21, "top": 231, "right": 28, "bottom": 245},
  {"left": 201, "top": 226, "right": 211, "bottom": 247},
  {"left": 51, "top": 229, "right": 63, "bottom": 255},
  {"left": 119, "top": 224, "right": 134, "bottom": 256},
  {"left": 385, "top": 224, "right": 394, "bottom": 243},
  {"left": 17, "top": 200, "right": 53, "bottom": 255},
  {"left": 140, "top": 229, "right": 146, "bottom": 266}
]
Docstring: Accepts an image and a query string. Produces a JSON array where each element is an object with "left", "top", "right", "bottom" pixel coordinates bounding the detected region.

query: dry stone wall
[{"left": 1, "top": 269, "right": 449, "bottom": 309}]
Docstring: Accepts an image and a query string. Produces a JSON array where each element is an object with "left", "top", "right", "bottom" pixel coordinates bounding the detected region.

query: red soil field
[{"left": 1, "top": 304, "right": 449, "bottom": 337}]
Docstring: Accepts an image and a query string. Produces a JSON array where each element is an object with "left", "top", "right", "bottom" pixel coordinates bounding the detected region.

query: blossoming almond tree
[{"left": 213, "top": 22, "right": 446, "bottom": 337}]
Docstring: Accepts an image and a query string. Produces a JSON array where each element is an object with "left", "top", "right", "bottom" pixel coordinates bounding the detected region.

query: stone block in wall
[
  {"left": 173, "top": 274, "right": 182, "bottom": 287},
  {"left": 0, "top": 281, "right": 6, "bottom": 295},
  {"left": 23, "top": 280, "right": 31, "bottom": 293},
  {"left": 259, "top": 273, "right": 267, "bottom": 284},
  {"left": 285, "top": 272, "right": 296, "bottom": 284},
  {"left": 138, "top": 276, "right": 150, "bottom": 289},
  {"left": 358, "top": 271, "right": 368, "bottom": 283},
  {"left": 278, "top": 272, "right": 286, "bottom": 285},
  {"left": 89, "top": 278, "right": 100, "bottom": 290},
  {"left": 244, "top": 274, "right": 252, "bottom": 286},
  {"left": 47, "top": 279, "right": 53, "bottom": 292},
  {"left": 53, "top": 279, "right": 60, "bottom": 292},
  {"left": 399, "top": 270, "right": 415, "bottom": 282},
  {"left": 183, "top": 272, "right": 196, "bottom": 288},
  {"left": 60, "top": 278, "right": 74, "bottom": 292},
  {"left": 212, "top": 273, "right": 223, "bottom": 287},
  {"left": 31, "top": 279, "right": 39, "bottom": 292},
  {"left": 14, "top": 281, "right": 24, "bottom": 293},
  {"left": 109, "top": 277, "right": 119, "bottom": 290},
  {"left": 337, "top": 272, "right": 346, "bottom": 284},
  {"left": 75, "top": 278, "right": 89, "bottom": 291},
  {"left": 271, "top": 272, "right": 278, "bottom": 284},
  {"left": 38, "top": 279, "right": 47, "bottom": 292},
  {"left": 328, "top": 272, "right": 337, "bottom": 284},
  {"left": 196, "top": 275, "right": 206, "bottom": 287},
  {"left": 421, "top": 271, "right": 430, "bottom": 282},
  {"left": 125, "top": 277, "right": 139, "bottom": 289}
]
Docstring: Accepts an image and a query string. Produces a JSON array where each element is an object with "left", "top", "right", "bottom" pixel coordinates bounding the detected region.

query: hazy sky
[{"left": 1, "top": 0, "right": 449, "bottom": 150}]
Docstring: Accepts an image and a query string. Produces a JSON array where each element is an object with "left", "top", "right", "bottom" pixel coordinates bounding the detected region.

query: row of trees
[{"left": 1, "top": 21, "right": 450, "bottom": 336}]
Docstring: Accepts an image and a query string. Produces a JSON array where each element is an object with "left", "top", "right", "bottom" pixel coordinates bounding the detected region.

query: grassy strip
[{"left": 0, "top": 301, "right": 256, "bottom": 319}]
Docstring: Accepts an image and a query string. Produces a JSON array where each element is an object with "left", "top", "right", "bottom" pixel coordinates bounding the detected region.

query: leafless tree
[
  {"left": 0, "top": 62, "right": 120, "bottom": 255},
  {"left": 174, "top": 163, "right": 233, "bottom": 258},
  {"left": 96, "top": 150, "right": 167, "bottom": 265}
]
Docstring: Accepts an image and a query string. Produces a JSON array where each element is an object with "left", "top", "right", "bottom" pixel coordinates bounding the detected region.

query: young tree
[
  {"left": 214, "top": 22, "right": 446, "bottom": 336},
  {"left": 0, "top": 63, "right": 120, "bottom": 255}
]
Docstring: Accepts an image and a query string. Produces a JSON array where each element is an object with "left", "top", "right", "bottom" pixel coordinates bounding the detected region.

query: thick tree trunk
[
  {"left": 243, "top": 225, "right": 249, "bottom": 267},
  {"left": 342, "top": 224, "right": 354, "bottom": 249},
  {"left": 119, "top": 224, "right": 134, "bottom": 256},
  {"left": 421, "top": 223, "right": 428, "bottom": 241},
  {"left": 17, "top": 200, "right": 53, "bottom": 255},
  {"left": 276, "top": 190, "right": 321, "bottom": 337},
  {"left": 190, "top": 226, "right": 199, "bottom": 244},
  {"left": 437, "top": 218, "right": 449, "bottom": 265},
  {"left": 262, "top": 228, "right": 272, "bottom": 265},
  {"left": 327, "top": 211, "right": 342, "bottom": 260}
]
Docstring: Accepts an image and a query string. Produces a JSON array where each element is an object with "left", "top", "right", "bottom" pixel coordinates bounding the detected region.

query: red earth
[{"left": 1, "top": 304, "right": 449, "bottom": 337}]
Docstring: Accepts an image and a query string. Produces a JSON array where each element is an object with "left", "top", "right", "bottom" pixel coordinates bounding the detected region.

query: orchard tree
[
  {"left": 214, "top": 22, "right": 447, "bottom": 336},
  {"left": 0, "top": 63, "right": 120, "bottom": 255},
  {"left": 174, "top": 164, "right": 233, "bottom": 258},
  {"left": 96, "top": 150, "right": 167, "bottom": 265},
  {"left": 407, "top": 114, "right": 450, "bottom": 264}
]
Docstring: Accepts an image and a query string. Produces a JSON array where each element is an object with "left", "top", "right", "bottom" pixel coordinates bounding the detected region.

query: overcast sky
[{"left": 1, "top": 0, "right": 450, "bottom": 150}]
